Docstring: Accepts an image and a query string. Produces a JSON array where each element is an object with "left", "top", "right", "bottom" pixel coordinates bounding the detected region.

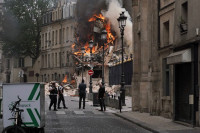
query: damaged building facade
[
  {"left": 132, "top": 0, "right": 200, "bottom": 126},
  {"left": 71, "top": 0, "right": 134, "bottom": 93},
  {"left": 40, "top": 0, "right": 76, "bottom": 83}
]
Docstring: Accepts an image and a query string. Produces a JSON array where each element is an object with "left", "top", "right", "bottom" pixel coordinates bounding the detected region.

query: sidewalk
[
  {"left": 100, "top": 96, "right": 200, "bottom": 133},
  {"left": 114, "top": 111, "right": 200, "bottom": 133}
]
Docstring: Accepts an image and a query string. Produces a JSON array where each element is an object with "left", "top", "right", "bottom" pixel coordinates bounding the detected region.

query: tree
[{"left": 1, "top": 0, "right": 49, "bottom": 59}]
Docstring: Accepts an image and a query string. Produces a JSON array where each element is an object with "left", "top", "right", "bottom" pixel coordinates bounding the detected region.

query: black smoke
[{"left": 75, "top": 0, "right": 107, "bottom": 46}]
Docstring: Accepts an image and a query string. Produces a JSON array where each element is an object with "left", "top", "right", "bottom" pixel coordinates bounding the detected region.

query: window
[
  {"left": 56, "top": 30, "right": 58, "bottom": 44},
  {"left": 19, "top": 58, "right": 24, "bottom": 68},
  {"left": 45, "top": 54, "right": 47, "bottom": 68},
  {"left": 55, "top": 53, "right": 57, "bottom": 67},
  {"left": 66, "top": 27, "right": 69, "bottom": 41},
  {"left": 56, "top": 11, "right": 57, "bottom": 20},
  {"left": 163, "top": 58, "right": 170, "bottom": 96},
  {"left": 66, "top": 51, "right": 69, "bottom": 62},
  {"left": 63, "top": 28, "right": 65, "bottom": 44},
  {"left": 41, "top": 75, "right": 43, "bottom": 82},
  {"left": 52, "top": 31, "right": 54, "bottom": 46},
  {"left": 181, "top": 2, "right": 188, "bottom": 24},
  {"left": 180, "top": 2, "right": 188, "bottom": 33},
  {"left": 42, "top": 55, "right": 44, "bottom": 68},
  {"left": 48, "top": 32, "right": 51, "bottom": 46},
  {"left": 59, "top": 29, "right": 62, "bottom": 44},
  {"left": 163, "top": 21, "right": 169, "bottom": 46},
  {"left": 45, "top": 33, "right": 47, "bottom": 48},
  {"left": 52, "top": 53, "right": 54, "bottom": 67},
  {"left": 6, "top": 59, "right": 10, "bottom": 69},
  {"left": 29, "top": 71, "right": 34, "bottom": 77},
  {"left": 59, "top": 52, "right": 61, "bottom": 67},
  {"left": 48, "top": 54, "right": 50, "bottom": 68},
  {"left": 41, "top": 34, "right": 44, "bottom": 49},
  {"left": 71, "top": 26, "right": 73, "bottom": 40}
]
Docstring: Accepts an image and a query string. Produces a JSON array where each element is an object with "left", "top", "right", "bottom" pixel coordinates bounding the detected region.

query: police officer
[
  {"left": 49, "top": 82, "right": 58, "bottom": 111},
  {"left": 78, "top": 79, "right": 86, "bottom": 109},
  {"left": 58, "top": 82, "right": 67, "bottom": 109},
  {"left": 98, "top": 83, "right": 106, "bottom": 111}
]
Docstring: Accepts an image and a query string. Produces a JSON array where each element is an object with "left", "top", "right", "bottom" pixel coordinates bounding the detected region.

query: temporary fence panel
[
  {"left": 3, "top": 83, "right": 45, "bottom": 128},
  {"left": 109, "top": 61, "right": 133, "bottom": 85}
]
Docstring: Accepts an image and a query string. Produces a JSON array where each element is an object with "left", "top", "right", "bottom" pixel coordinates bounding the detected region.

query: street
[{"left": 44, "top": 96, "right": 152, "bottom": 133}]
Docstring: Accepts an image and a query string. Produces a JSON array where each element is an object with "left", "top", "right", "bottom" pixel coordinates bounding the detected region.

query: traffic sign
[{"left": 88, "top": 70, "right": 94, "bottom": 76}]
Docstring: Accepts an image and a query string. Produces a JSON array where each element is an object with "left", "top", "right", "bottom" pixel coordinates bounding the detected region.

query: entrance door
[{"left": 175, "top": 63, "right": 192, "bottom": 123}]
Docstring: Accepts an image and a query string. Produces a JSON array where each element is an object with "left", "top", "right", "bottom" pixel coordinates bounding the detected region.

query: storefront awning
[{"left": 167, "top": 49, "right": 191, "bottom": 65}]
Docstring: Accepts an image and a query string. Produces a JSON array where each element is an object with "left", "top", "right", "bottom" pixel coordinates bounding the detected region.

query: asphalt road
[{"left": 45, "top": 96, "right": 152, "bottom": 133}]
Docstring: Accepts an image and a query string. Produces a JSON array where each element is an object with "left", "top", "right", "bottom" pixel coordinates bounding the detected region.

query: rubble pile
[{"left": 45, "top": 82, "right": 121, "bottom": 97}]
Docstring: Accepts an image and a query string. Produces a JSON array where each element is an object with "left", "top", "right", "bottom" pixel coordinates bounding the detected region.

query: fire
[
  {"left": 105, "top": 22, "right": 116, "bottom": 45},
  {"left": 73, "top": 13, "right": 116, "bottom": 59},
  {"left": 88, "top": 14, "right": 105, "bottom": 22},
  {"left": 62, "top": 75, "right": 67, "bottom": 83}
]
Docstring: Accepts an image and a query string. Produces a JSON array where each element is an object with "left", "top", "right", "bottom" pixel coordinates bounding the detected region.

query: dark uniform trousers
[
  {"left": 99, "top": 98, "right": 106, "bottom": 111},
  {"left": 58, "top": 94, "right": 66, "bottom": 108},
  {"left": 49, "top": 95, "right": 57, "bottom": 110},
  {"left": 79, "top": 93, "right": 86, "bottom": 109}
]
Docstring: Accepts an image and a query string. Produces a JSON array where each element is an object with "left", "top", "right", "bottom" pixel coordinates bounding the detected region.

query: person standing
[
  {"left": 49, "top": 82, "right": 58, "bottom": 111},
  {"left": 78, "top": 79, "right": 86, "bottom": 109},
  {"left": 58, "top": 82, "right": 68, "bottom": 109},
  {"left": 98, "top": 83, "right": 106, "bottom": 111}
]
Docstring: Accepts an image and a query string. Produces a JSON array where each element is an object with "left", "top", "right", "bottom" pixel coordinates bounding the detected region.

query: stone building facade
[
  {"left": 0, "top": 0, "right": 4, "bottom": 83},
  {"left": 132, "top": 0, "right": 159, "bottom": 113},
  {"left": 132, "top": 0, "right": 200, "bottom": 126},
  {"left": 40, "top": 0, "right": 76, "bottom": 83}
]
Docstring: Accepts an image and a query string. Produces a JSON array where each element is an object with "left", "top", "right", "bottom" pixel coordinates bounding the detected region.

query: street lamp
[
  {"left": 101, "top": 30, "right": 107, "bottom": 87},
  {"left": 117, "top": 11, "right": 127, "bottom": 110},
  {"left": 89, "top": 40, "right": 94, "bottom": 93},
  {"left": 81, "top": 47, "right": 85, "bottom": 81}
]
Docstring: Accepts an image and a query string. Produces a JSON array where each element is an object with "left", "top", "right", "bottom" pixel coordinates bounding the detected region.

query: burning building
[{"left": 72, "top": 0, "right": 133, "bottom": 91}]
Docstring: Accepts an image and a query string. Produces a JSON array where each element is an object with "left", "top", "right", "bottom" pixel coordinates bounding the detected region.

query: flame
[
  {"left": 105, "top": 22, "right": 116, "bottom": 46},
  {"left": 88, "top": 14, "right": 105, "bottom": 22},
  {"left": 62, "top": 75, "right": 67, "bottom": 83},
  {"left": 73, "top": 13, "right": 116, "bottom": 59}
]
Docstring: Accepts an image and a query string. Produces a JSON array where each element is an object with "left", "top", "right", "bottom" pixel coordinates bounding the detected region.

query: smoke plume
[
  {"left": 104, "top": 0, "right": 133, "bottom": 54},
  {"left": 75, "top": 0, "right": 106, "bottom": 45},
  {"left": 75, "top": 0, "right": 133, "bottom": 54}
]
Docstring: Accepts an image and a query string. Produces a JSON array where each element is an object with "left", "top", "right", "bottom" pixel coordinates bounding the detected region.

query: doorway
[{"left": 175, "top": 63, "right": 192, "bottom": 123}]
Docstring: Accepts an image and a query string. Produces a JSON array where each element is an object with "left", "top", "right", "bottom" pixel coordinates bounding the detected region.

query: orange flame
[
  {"left": 73, "top": 13, "right": 116, "bottom": 58},
  {"left": 88, "top": 14, "right": 105, "bottom": 22},
  {"left": 62, "top": 75, "right": 67, "bottom": 83}
]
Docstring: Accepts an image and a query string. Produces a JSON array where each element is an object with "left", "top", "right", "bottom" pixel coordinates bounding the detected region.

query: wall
[{"left": 40, "top": 1, "right": 76, "bottom": 83}]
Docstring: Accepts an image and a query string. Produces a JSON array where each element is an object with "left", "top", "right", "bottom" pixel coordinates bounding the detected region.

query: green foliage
[{"left": 2, "top": 0, "right": 49, "bottom": 59}]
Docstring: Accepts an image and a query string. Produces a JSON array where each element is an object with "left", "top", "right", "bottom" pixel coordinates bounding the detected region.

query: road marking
[
  {"left": 56, "top": 111, "right": 66, "bottom": 115},
  {"left": 74, "top": 111, "right": 85, "bottom": 114}
]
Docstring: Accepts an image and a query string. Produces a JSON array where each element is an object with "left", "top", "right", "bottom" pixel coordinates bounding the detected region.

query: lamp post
[
  {"left": 81, "top": 47, "right": 85, "bottom": 81},
  {"left": 89, "top": 40, "right": 94, "bottom": 93},
  {"left": 117, "top": 11, "right": 127, "bottom": 109},
  {"left": 101, "top": 30, "right": 107, "bottom": 87}
]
